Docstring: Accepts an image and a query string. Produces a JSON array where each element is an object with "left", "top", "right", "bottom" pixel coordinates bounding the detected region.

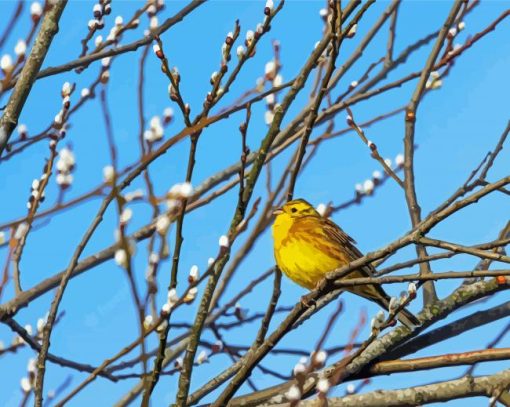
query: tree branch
[{"left": 0, "top": 0, "right": 68, "bottom": 157}]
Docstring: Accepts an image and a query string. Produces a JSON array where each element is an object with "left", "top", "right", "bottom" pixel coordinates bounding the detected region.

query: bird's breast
[{"left": 275, "top": 233, "right": 348, "bottom": 289}]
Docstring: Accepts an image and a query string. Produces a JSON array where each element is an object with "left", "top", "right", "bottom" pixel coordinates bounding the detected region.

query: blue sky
[{"left": 1, "top": 1, "right": 509, "bottom": 405}]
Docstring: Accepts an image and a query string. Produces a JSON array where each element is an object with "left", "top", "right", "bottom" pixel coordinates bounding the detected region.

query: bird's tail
[{"left": 348, "top": 280, "right": 420, "bottom": 329}]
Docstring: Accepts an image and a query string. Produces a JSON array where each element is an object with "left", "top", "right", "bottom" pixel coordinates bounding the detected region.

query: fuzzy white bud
[
  {"left": 363, "top": 179, "right": 374, "bottom": 194},
  {"left": 395, "top": 153, "right": 405, "bottom": 167},
  {"left": 370, "top": 317, "right": 381, "bottom": 330},
  {"left": 293, "top": 362, "right": 306, "bottom": 376},
  {"left": 149, "top": 252, "right": 160, "bottom": 265},
  {"left": 114, "top": 249, "right": 128, "bottom": 267},
  {"left": 27, "top": 358, "right": 36, "bottom": 373},
  {"left": 14, "top": 39, "right": 27, "bottom": 56},
  {"left": 347, "top": 23, "right": 357, "bottom": 38},
  {"left": 147, "top": 4, "right": 157, "bottom": 14},
  {"left": 56, "top": 173, "right": 73, "bottom": 187},
  {"left": 376, "top": 310, "right": 385, "bottom": 322},
  {"left": 54, "top": 110, "right": 64, "bottom": 125},
  {"left": 94, "top": 35, "right": 103, "bottom": 47},
  {"left": 101, "top": 57, "right": 111, "bottom": 68},
  {"left": 20, "top": 377, "right": 31, "bottom": 393},
  {"left": 30, "top": 1, "right": 43, "bottom": 16},
  {"left": 273, "top": 74, "right": 283, "bottom": 87},
  {"left": 213, "top": 340, "right": 223, "bottom": 352},
  {"left": 15, "top": 223, "right": 28, "bottom": 240},
  {"left": 163, "top": 107, "right": 174, "bottom": 120},
  {"left": 265, "top": 93, "right": 275, "bottom": 105},
  {"left": 103, "top": 165, "right": 115, "bottom": 183},
  {"left": 286, "top": 384, "right": 301, "bottom": 401},
  {"left": 80, "top": 88, "right": 90, "bottom": 98},
  {"left": 120, "top": 208, "right": 133, "bottom": 224},
  {"left": 317, "top": 378, "right": 330, "bottom": 393},
  {"left": 388, "top": 296, "right": 399, "bottom": 312},
  {"left": 264, "top": 110, "right": 274, "bottom": 125},
  {"left": 125, "top": 189, "right": 144, "bottom": 202},
  {"left": 156, "top": 215, "right": 170, "bottom": 235},
  {"left": 265, "top": 61, "right": 275, "bottom": 77},
  {"left": 166, "top": 199, "right": 179, "bottom": 212},
  {"left": 143, "top": 129, "right": 155, "bottom": 142},
  {"left": 181, "top": 182, "right": 193, "bottom": 197},
  {"left": 184, "top": 286, "right": 198, "bottom": 302},
  {"left": 37, "top": 316, "right": 46, "bottom": 333},
  {"left": 168, "top": 182, "right": 193, "bottom": 199},
  {"left": 58, "top": 147, "right": 75, "bottom": 168},
  {"left": 219, "top": 235, "right": 229, "bottom": 248},
  {"left": 0, "top": 54, "right": 13, "bottom": 71},
  {"left": 189, "top": 265, "right": 199, "bottom": 281},
  {"left": 143, "top": 315, "right": 153, "bottom": 329},
  {"left": 197, "top": 350, "right": 209, "bottom": 364},
  {"left": 236, "top": 45, "right": 245, "bottom": 59},
  {"left": 175, "top": 357, "right": 183, "bottom": 368},
  {"left": 62, "top": 82, "right": 72, "bottom": 97},
  {"left": 314, "top": 350, "right": 327, "bottom": 364},
  {"left": 150, "top": 16, "right": 158, "bottom": 29},
  {"left": 316, "top": 203, "right": 327, "bottom": 217},
  {"left": 167, "top": 288, "right": 178, "bottom": 307}
]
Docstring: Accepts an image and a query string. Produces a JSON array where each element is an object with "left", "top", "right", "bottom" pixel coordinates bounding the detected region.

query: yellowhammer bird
[{"left": 272, "top": 199, "right": 419, "bottom": 328}]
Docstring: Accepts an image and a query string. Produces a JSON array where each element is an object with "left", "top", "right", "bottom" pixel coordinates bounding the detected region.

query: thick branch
[
  {"left": 402, "top": 0, "right": 463, "bottom": 305},
  {"left": 294, "top": 369, "right": 510, "bottom": 406},
  {"left": 0, "top": 0, "right": 68, "bottom": 156}
]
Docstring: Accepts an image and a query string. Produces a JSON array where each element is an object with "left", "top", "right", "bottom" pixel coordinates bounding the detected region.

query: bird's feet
[{"left": 300, "top": 293, "right": 317, "bottom": 309}]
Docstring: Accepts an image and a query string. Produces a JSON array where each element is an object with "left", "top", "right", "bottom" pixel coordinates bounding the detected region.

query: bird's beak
[{"left": 272, "top": 208, "right": 284, "bottom": 216}]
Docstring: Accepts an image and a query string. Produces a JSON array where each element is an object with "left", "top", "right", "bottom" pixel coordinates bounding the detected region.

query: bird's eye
[{"left": 290, "top": 207, "right": 297, "bottom": 213}]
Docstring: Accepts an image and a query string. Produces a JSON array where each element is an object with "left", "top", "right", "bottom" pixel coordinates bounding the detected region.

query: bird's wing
[
  {"left": 321, "top": 217, "right": 376, "bottom": 277},
  {"left": 289, "top": 215, "right": 369, "bottom": 270},
  {"left": 322, "top": 218, "right": 362, "bottom": 257}
]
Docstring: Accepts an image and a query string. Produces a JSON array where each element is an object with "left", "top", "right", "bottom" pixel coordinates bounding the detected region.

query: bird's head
[{"left": 272, "top": 199, "right": 320, "bottom": 219}]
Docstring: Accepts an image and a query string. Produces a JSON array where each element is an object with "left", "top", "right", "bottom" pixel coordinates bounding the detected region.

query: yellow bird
[{"left": 272, "top": 199, "right": 419, "bottom": 328}]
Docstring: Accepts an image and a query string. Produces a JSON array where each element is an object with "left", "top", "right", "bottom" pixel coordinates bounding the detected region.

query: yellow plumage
[{"left": 272, "top": 199, "right": 418, "bottom": 328}]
